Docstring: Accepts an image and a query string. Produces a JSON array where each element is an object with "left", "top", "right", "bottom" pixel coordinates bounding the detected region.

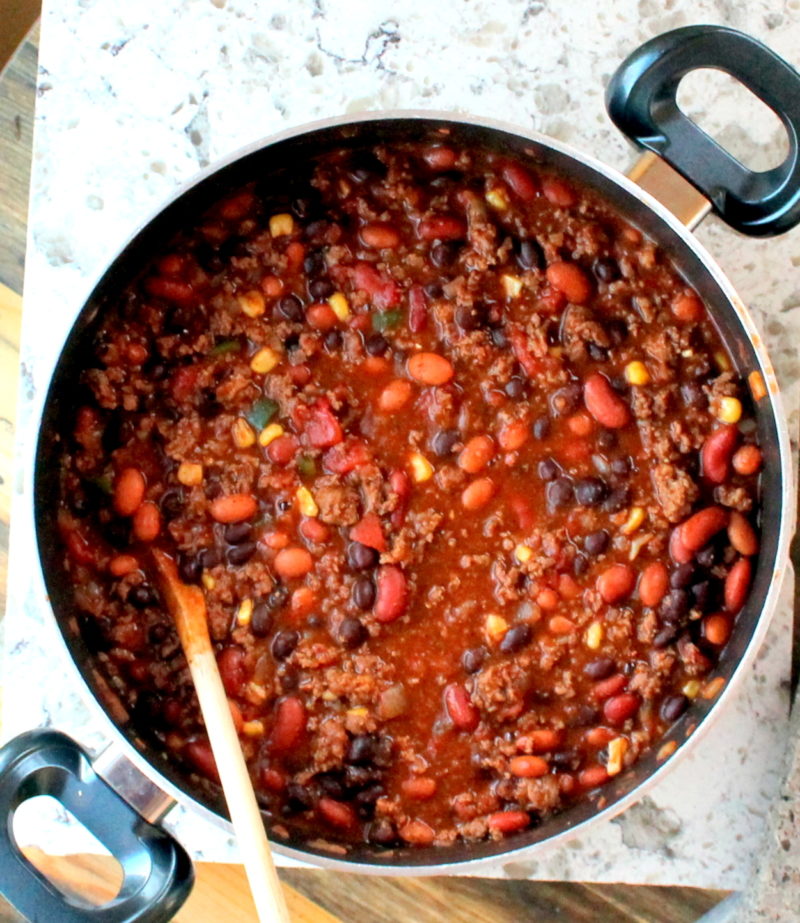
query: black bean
[
  {"left": 584, "top": 530, "right": 610, "bottom": 556},
  {"left": 499, "top": 623, "right": 532, "bottom": 653},
  {"left": 160, "top": 487, "right": 185, "bottom": 521},
  {"left": 584, "top": 657, "right": 615, "bottom": 680},
  {"left": 573, "top": 553, "right": 589, "bottom": 577},
  {"left": 227, "top": 541, "right": 256, "bottom": 566},
  {"left": 551, "top": 750, "right": 581, "bottom": 771},
  {"left": 369, "top": 819, "right": 397, "bottom": 846},
  {"left": 653, "top": 624, "right": 679, "bottom": 649},
  {"left": 251, "top": 602, "right": 273, "bottom": 637},
  {"left": 348, "top": 150, "right": 386, "bottom": 181},
  {"left": 365, "top": 333, "right": 389, "bottom": 356},
  {"left": 566, "top": 704, "right": 600, "bottom": 728},
  {"left": 505, "top": 378, "right": 525, "bottom": 399},
  {"left": 199, "top": 547, "right": 222, "bottom": 569},
  {"left": 573, "top": 477, "right": 607, "bottom": 507},
  {"left": 303, "top": 250, "right": 326, "bottom": 275},
  {"left": 309, "top": 278, "right": 334, "bottom": 300},
  {"left": 346, "top": 734, "right": 376, "bottom": 766},
  {"left": 352, "top": 576, "right": 376, "bottom": 610},
  {"left": 316, "top": 771, "right": 345, "bottom": 799},
  {"left": 681, "top": 381, "right": 705, "bottom": 408},
  {"left": 339, "top": 617, "right": 368, "bottom": 649},
  {"left": 593, "top": 256, "right": 620, "bottom": 283},
  {"left": 354, "top": 782, "right": 385, "bottom": 816},
  {"left": 371, "top": 735, "right": 393, "bottom": 768},
  {"left": 538, "top": 458, "right": 559, "bottom": 481},
  {"left": 490, "top": 326, "right": 510, "bottom": 349},
  {"left": 347, "top": 541, "right": 379, "bottom": 570},
  {"left": 304, "top": 219, "right": 331, "bottom": 244},
  {"left": 324, "top": 329, "right": 343, "bottom": 351},
  {"left": 272, "top": 629, "right": 299, "bottom": 660},
  {"left": 268, "top": 586, "right": 289, "bottom": 609},
  {"left": 103, "top": 517, "right": 131, "bottom": 550},
  {"left": 285, "top": 782, "right": 314, "bottom": 812},
  {"left": 343, "top": 764, "right": 378, "bottom": 790},
  {"left": 198, "top": 389, "right": 223, "bottom": 419},
  {"left": 692, "top": 580, "right": 713, "bottom": 610},
  {"left": 128, "top": 584, "right": 156, "bottom": 608},
  {"left": 660, "top": 589, "right": 691, "bottom": 624},
  {"left": 532, "top": 416, "right": 551, "bottom": 440},
  {"left": 660, "top": 695, "right": 689, "bottom": 722},
  {"left": 424, "top": 282, "right": 443, "bottom": 298},
  {"left": 148, "top": 623, "right": 169, "bottom": 645},
  {"left": 431, "top": 428, "right": 461, "bottom": 457},
  {"left": 455, "top": 303, "right": 484, "bottom": 330},
  {"left": 276, "top": 294, "right": 303, "bottom": 322},
  {"left": 515, "top": 237, "right": 545, "bottom": 271},
  {"left": 550, "top": 383, "right": 582, "bottom": 416},
  {"left": 601, "top": 486, "right": 629, "bottom": 513},
  {"left": 430, "top": 240, "right": 462, "bottom": 269},
  {"left": 462, "top": 646, "right": 488, "bottom": 673},
  {"left": 587, "top": 342, "right": 609, "bottom": 362},
  {"left": 670, "top": 563, "right": 696, "bottom": 588},
  {"left": 178, "top": 553, "right": 202, "bottom": 584},
  {"left": 597, "top": 429, "right": 617, "bottom": 450},
  {"left": 607, "top": 318, "right": 628, "bottom": 344},
  {"left": 547, "top": 476, "right": 574, "bottom": 510},
  {"left": 291, "top": 195, "right": 321, "bottom": 220},
  {"left": 224, "top": 521, "right": 252, "bottom": 544},
  {"left": 695, "top": 544, "right": 718, "bottom": 569},
  {"left": 610, "top": 456, "right": 630, "bottom": 476}
]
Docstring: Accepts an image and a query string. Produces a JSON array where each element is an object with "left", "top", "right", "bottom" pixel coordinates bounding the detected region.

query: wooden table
[{"left": 0, "top": 27, "right": 725, "bottom": 923}]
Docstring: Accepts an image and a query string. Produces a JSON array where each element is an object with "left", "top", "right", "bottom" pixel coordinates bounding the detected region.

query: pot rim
[{"left": 34, "top": 108, "right": 795, "bottom": 875}]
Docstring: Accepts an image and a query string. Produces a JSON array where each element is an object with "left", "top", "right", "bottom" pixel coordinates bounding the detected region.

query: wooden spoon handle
[{"left": 152, "top": 550, "right": 291, "bottom": 923}]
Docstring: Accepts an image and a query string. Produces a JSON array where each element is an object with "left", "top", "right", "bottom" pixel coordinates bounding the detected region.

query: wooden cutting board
[{"left": 0, "top": 25, "right": 724, "bottom": 923}]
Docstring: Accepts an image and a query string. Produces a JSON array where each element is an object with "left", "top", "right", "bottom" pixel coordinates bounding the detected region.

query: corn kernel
[
  {"left": 682, "top": 679, "right": 701, "bottom": 699},
  {"left": 321, "top": 690, "right": 338, "bottom": 702},
  {"left": 177, "top": 462, "right": 203, "bottom": 486},
  {"left": 238, "top": 289, "right": 266, "bottom": 318},
  {"left": 202, "top": 572, "right": 216, "bottom": 590},
  {"left": 346, "top": 707, "right": 369, "bottom": 719},
  {"left": 328, "top": 292, "right": 351, "bottom": 321},
  {"left": 501, "top": 274, "right": 523, "bottom": 298},
  {"left": 628, "top": 532, "right": 652, "bottom": 561},
  {"left": 624, "top": 360, "right": 650, "bottom": 386},
  {"left": 606, "top": 737, "right": 628, "bottom": 776},
  {"left": 716, "top": 396, "right": 742, "bottom": 424},
  {"left": 748, "top": 370, "right": 767, "bottom": 402},
  {"left": 269, "top": 213, "right": 294, "bottom": 237},
  {"left": 258, "top": 423, "right": 284, "bottom": 447},
  {"left": 296, "top": 485, "right": 319, "bottom": 517},
  {"left": 585, "top": 620, "right": 603, "bottom": 650},
  {"left": 236, "top": 598, "right": 253, "bottom": 627},
  {"left": 657, "top": 740, "right": 678, "bottom": 761},
  {"left": 250, "top": 346, "right": 280, "bottom": 374},
  {"left": 714, "top": 350, "right": 732, "bottom": 372},
  {"left": 620, "top": 506, "right": 646, "bottom": 535},
  {"left": 702, "top": 676, "right": 726, "bottom": 700},
  {"left": 245, "top": 682, "right": 268, "bottom": 704},
  {"left": 485, "top": 614, "right": 509, "bottom": 644},
  {"left": 486, "top": 186, "right": 510, "bottom": 211},
  {"left": 408, "top": 451, "right": 434, "bottom": 483},
  {"left": 514, "top": 544, "right": 533, "bottom": 564},
  {"left": 242, "top": 719, "right": 265, "bottom": 737},
  {"left": 231, "top": 417, "right": 256, "bottom": 448}
]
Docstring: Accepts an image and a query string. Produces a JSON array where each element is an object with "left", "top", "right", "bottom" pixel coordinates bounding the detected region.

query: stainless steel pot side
[{"left": 2, "top": 23, "right": 800, "bottom": 923}]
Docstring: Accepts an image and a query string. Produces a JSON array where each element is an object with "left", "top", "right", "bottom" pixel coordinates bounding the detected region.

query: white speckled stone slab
[{"left": 3, "top": 0, "right": 800, "bottom": 889}]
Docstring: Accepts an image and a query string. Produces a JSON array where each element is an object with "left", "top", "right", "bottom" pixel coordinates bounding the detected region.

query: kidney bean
[
  {"left": 399, "top": 819, "right": 435, "bottom": 846},
  {"left": 639, "top": 562, "right": 669, "bottom": 608},
  {"left": 419, "top": 215, "right": 467, "bottom": 241},
  {"left": 422, "top": 145, "right": 457, "bottom": 170},
  {"left": 444, "top": 683, "right": 480, "bottom": 731},
  {"left": 109, "top": 554, "right": 138, "bottom": 578},
  {"left": 672, "top": 291, "right": 704, "bottom": 322},
  {"left": 132, "top": 501, "right": 161, "bottom": 543},
  {"left": 407, "top": 351, "right": 454, "bottom": 385},
  {"left": 401, "top": 777, "right": 437, "bottom": 800},
  {"left": 209, "top": 493, "right": 257, "bottom": 523},
  {"left": 578, "top": 765, "right": 610, "bottom": 789},
  {"left": 361, "top": 222, "right": 400, "bottom": 249},
  {"left": 520, "top": 729, "right": 562, "bottom": 754},
  {"left": 114, "top": 467, "right": 146, "bottom": 517},
  {"left": 496, "top": 161, "right": 536, "bottom": 202},
  {"left": 728, "top": 511, "right": 758, "bottom": 556},
  {"left": 724, "top": 557, "right": 752, "bottom": 613},
  {"left": 269, "top": 696, "right": 307, "bottom": 754},
  {"left": 374, "top": 565, "right": 409, "bottom": 623},
  {"left": 732, "top": 444, "right": 763, "bottom": 476},
  {"left": 509, "top": 755, "right": 549, "bottom": 778},
  {"left": 542, "top": 175, "right": 577, "bottom": 207},
  {"left": 375, "top": 379, "right": 413, "bottom": 415},
  {"left": 461, "top": 477, "right": 496, "bottom": 511},
  {"left": 680, "top": 506, "right": 729, "bottom": 553},
  {"left": 597, "top": 564, "right": 636, "bottom": 604},
  {"left": 604, "top": 692, "right": 640, "bottom": 725},
  {"left": 273, "top": 546, "right": 314, "bottom": 580},
  {"left": 458, "top": 435, "right": 495, "bottom": 473},
  {"left": 219, "top": 646, "right": 247, "bottom": 697},
  {"left": 701, "top": 424, "right": 739, "bottom": 484},
  {"left": 317, "top": 796, "right": 357, "bottom": 830},
  {"left": 339, "top": 617, "right": 368, "bottom": 649},
  {"left": 267, "top": 434, "right": 298, "bottom": 466},
  {"left": 703, "top": 613, "right": 731, "bottom": 646},
  {"left": 306, "top": 302, "right": 338, "bottom": 330},
  {"left": 584, "top": 658, "right": 615, "bottom": 681},
  {"left": 669, "top": 526, "right": 694, "bottom": 564},
  {"left": 583, "top": 373, "right": 630, "bottom": 428},
  {"left": 593, "top": 673, "right": 627, "bottom": 700},
  {"left": 184, "top": 739, "right": 220, "bottom": 783},
  {"left": 499, "top": 623, "right": 532, "bottom": 654},
  {"left": 498, "top": 420, "right": 530, "bottom": 452},
  {"left": 487, "top": 810, "right": 530, "bottom": 834},
  {"left": 584, "top": 727, "right": 615, "bottom": 748},
  {"left": 546, "top": 261, "right": 592, "bottom": 304}
]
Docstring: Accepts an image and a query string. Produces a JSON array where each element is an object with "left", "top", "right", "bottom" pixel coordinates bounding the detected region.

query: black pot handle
[
  {"left": 0, "top": 730, "right": 194, "bottom": 922},
  {"left": 606, "top": 25, "right": 800, "bottom": 237}
]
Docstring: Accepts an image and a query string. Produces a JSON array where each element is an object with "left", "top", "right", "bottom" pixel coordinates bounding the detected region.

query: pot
[{"left": 1, "top": 24, "right": 797, "bottom": 922}]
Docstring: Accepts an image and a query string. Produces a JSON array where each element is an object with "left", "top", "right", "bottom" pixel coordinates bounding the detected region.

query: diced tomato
[
  {"left": 145, "top": 276, "right": 196, "bottom": 306},
  {"left": 349, "top": 513, "right": 386, "bottom": 552},
  {"left": 294, "top": 399, "right": 343, "bottom": 449},
  {"left": 352, "top": 261, "right": 401, "bottom": 309},
  {"left": 508, "top": 492, "right": 535, "bottom": 531},
  {"left": 170, "top": 365, "right": 200, "bottom": 402},
  {"left": 408, "top": 285, "right": 427, "bottom": 332},
  {"left": 323, "top": 438, "right": 371, "bottom": 474},
  {"left": 389, "top": 468, "right": 412, "bottom": 528},
  {"left": 61, "top": 524, "right": 97, "bottom": 566}
]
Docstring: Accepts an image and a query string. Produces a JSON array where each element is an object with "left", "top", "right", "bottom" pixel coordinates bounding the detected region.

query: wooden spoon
[{"left": 152, "top": 549, "right": 291, "bottom": 923}]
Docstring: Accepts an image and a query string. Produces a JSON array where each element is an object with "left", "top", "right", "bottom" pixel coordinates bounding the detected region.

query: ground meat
[
  {"left": 651, "top": 462, "right": 700, "bottom": 522},
  {"left": 314, "top": 475, "right": 360, "bottom": 525},
  {"left": 559, "top": 304, "right": 611, "bottom": 363},
  {"left": 471, "top": 660, "right": 533, "bottom": 722}
]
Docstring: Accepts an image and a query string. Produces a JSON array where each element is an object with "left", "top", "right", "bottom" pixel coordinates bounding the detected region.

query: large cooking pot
[{"left": 1, "top": 24, "right": 798, "bottom": 922}]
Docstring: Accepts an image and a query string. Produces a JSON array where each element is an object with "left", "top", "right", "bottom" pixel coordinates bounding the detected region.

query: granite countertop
[{"left": 4, "top": 0, "right": 800, "bottom": 895}]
